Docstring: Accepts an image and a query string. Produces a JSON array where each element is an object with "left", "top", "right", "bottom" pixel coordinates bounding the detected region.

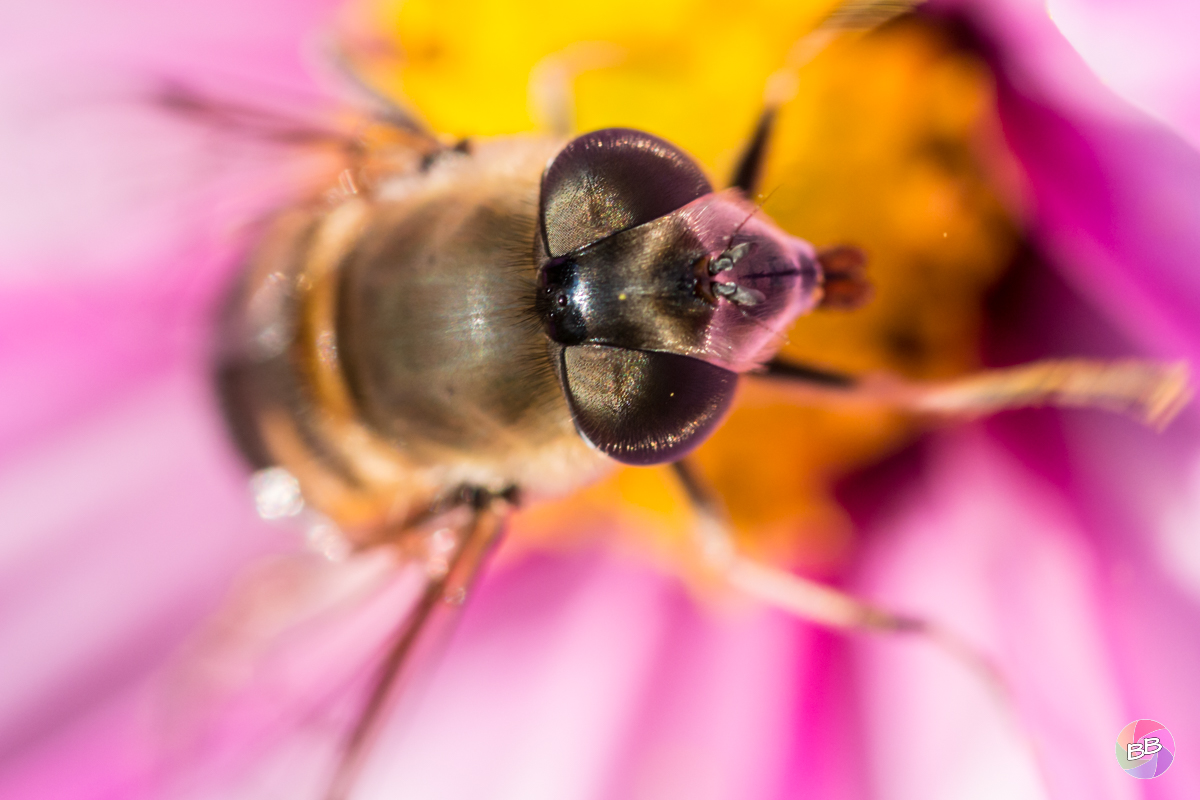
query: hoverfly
[{"left": 161, "top": 0, "right": 1191, "bottom": 797}]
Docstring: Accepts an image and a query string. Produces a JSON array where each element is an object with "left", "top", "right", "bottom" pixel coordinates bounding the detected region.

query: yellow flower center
[{"left": 354, "top": 0, "right": 1021, "bottom": 574}]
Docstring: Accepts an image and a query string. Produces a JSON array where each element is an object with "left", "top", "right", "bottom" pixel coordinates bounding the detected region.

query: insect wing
[
  {"left": 155, "top": 507, "right": 506, "bottom": 799},
  {"left": 152, "top": 548, "right": 421, "bottom": 795}
]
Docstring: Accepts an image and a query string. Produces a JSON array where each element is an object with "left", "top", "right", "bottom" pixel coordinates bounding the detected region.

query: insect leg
[
  {"left": 670, "top": 461, "right": 1055, "bottom": 793},
  {"left": 756, "top": 355, "right": 1192, "bottom": 430},
  {"left": 325, "top": 489, "right": 510, "bottom": 800},
  {"left": 732, "top": 1, "right": 927, "bottom": 195},
  {"left": 669, "top": 459, "right": 1008, "bottom": 694},
  {"left": 728, "top": 107, "right": 776, "bottom": 197},
  {"left": 672, "top": 460, "right": 911, "bottom": 631},
  {"left": 527, "top": 43, "right": 625, "bottom": 137}
]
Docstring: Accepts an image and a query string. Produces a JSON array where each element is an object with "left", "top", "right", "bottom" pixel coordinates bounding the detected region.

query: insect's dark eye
[
  {"left": 560, "top": 344, "right": 737, "bottom": 465},
  {"left": 539, "top": 128, "right": 713, "bottom": 257}
]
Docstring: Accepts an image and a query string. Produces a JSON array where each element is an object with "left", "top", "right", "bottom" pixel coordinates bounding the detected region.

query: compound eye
[
  {"left": 560, "top": 344, "right": 737, "bottom": 465},
  {"left": 540, "top": 128, "right": 713, "bottom": 257}
]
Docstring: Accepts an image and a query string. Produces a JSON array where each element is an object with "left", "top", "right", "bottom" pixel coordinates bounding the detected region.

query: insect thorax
[{"left": 216, "top": 137, "right": 611, "bottom": 537}]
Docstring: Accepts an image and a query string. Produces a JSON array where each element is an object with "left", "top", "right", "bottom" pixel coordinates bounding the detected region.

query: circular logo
[{"left": 1116, "top": 720, "right": 1175, "bottom": 779}]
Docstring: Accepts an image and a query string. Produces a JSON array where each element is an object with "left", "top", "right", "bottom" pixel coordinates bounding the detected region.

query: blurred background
[{"left": 2, "top": 1, "right": 1199, "bottom": 798}]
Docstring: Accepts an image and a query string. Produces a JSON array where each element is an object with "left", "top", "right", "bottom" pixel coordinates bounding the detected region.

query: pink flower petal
[
  {"left": 358, "top": 551, "right": 801, "bottom": 800},
  {"left": 4, "top": 2, "right": 1200, "bottom": 800},
  {"left": 857, "top": 432, "right": 1134, "bottom": 799},
  {"left": 1047, "top": 0, "right": 1200, "bottom": 150},
  {"left": 950, "top": 0, "right": 1200, "bottom": 366},
  {"left": 0, "top": 0, "right": 348, "bottom": 793}
]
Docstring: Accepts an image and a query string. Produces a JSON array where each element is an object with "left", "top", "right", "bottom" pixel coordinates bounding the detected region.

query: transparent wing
[
  {"left": 153, "top": 502, "right": 508, "bottom": 800},
  {"left": 327, "top": 501, "right": 507, "bottom": 800},
  {"left": 151, "top": 80, "right": 365, "bottom": 151}
]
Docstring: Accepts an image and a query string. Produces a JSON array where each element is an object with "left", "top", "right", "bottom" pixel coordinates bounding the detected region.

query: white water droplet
[
  {"left": 305, "top": 515, "right": 351, "bottom": 562},
  {"left": 251, "top": 467, "right": 304, "bottom": 520}
]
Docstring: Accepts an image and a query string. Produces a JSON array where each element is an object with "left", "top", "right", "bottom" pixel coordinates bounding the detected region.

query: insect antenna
[
  {"left": 704, "top": 184, "right": 798, "bottom": 353},
  {"left": 725, "top": 184, "right": 781, "bottom": 251}
]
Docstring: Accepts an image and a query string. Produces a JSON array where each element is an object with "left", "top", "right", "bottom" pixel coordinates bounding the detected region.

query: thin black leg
[
  {"left": 758, "top": 356, "right": 858, "bottom": 389},
  {"left": 728, "top": 107, "right": 777, "bottom": 197}
]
